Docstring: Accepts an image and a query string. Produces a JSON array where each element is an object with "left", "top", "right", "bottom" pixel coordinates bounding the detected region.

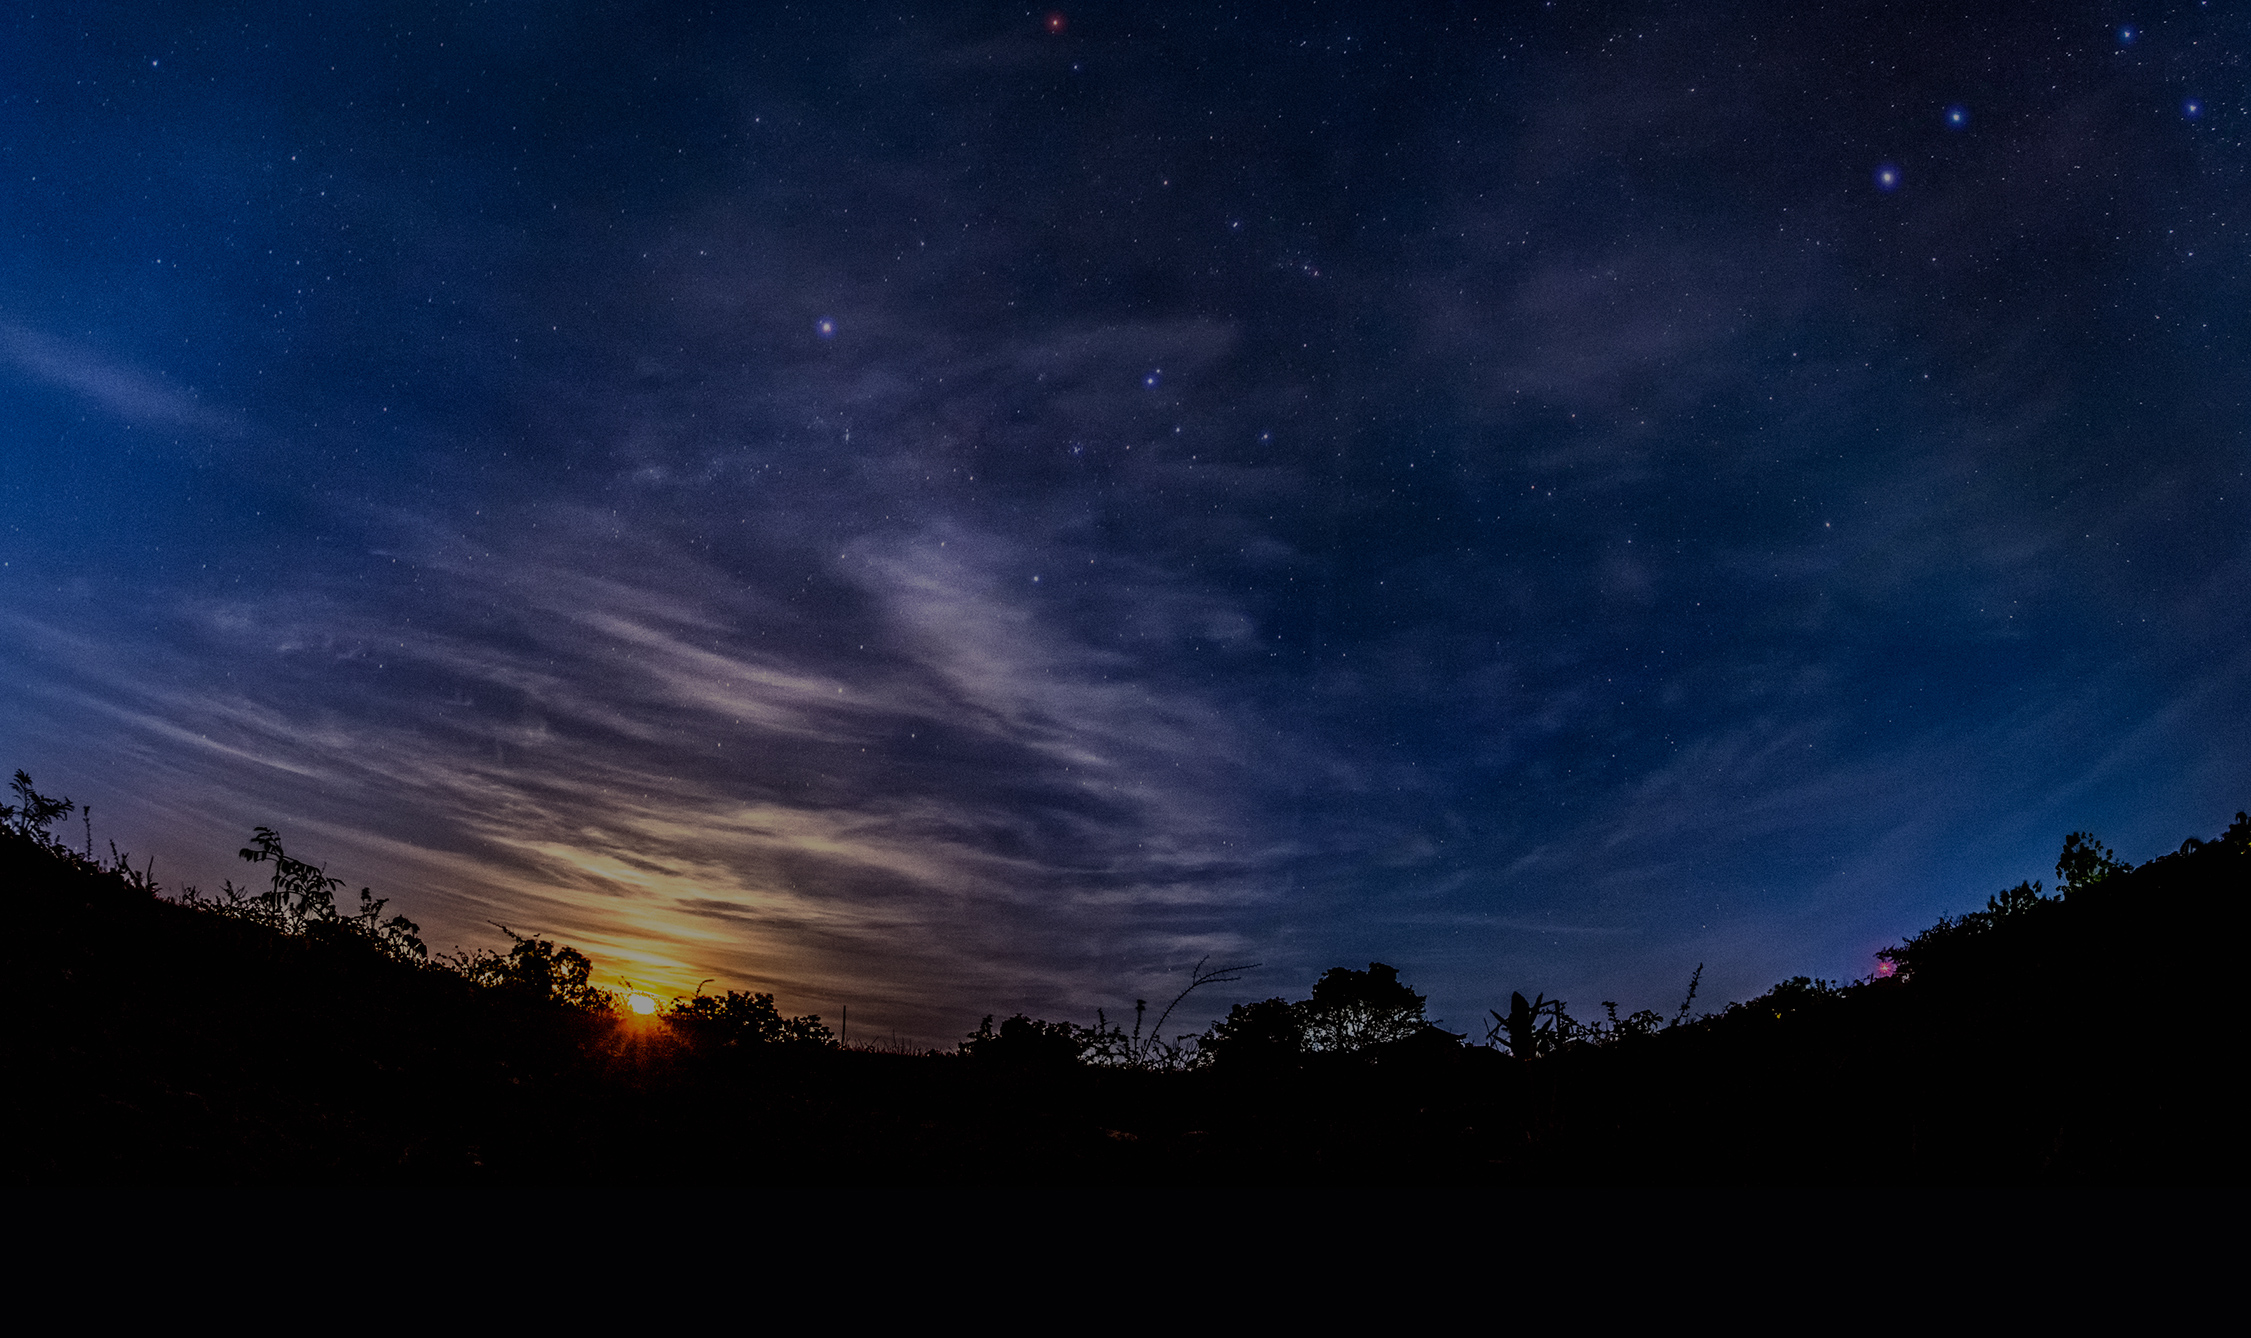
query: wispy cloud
[
  {"left": 0, "top": 325, "right": 240, "bottom": 436},
  {"left": 3, "top": 502, "right": 1307, "bottom": 1041}
]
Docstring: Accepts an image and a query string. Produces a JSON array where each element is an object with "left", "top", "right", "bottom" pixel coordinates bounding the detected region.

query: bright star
[
  {"left": 1873, "top": 163, "right": 1902, "bottom": 192},
  {"left": 816, "top": 317, "right": 837, "bottom": 338},
  {"left": 1143, "top": 370, "right": 1162, "bottom": 388},
  {"left": 2119, "top": 25, "right": 2136, "bottom": 44},
  {"left": 2183, "top": 98, "right": 2202, "bottom": 119},
  {"left": 1945, "top": 105, "right": 1968, "bottom": 128}
]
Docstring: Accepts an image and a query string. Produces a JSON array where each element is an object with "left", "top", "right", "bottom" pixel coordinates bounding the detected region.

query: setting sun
[{"left": 625, "top": 991, "right": 658, "bottom": 1016}]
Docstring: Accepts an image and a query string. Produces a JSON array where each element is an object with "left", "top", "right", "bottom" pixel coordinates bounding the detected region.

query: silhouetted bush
[
  {"left": 2054, "top": 830, "right": 2130, "bottom": 892},
  {"left": 446, "top": 927, "right": 615, "bottom": 1012},
  {"left": 1711, "top": 974, "right": 1848, "bottom": 1026},
  {"left": 959, "top": 1013, "right": 1084, "bottom": 1068},
  {"left": 667, "top": 987, "right": 833, "bottom": 1047}
]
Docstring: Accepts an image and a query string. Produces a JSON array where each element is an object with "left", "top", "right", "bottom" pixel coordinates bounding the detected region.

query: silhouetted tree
[
  {"left": 1198, "top": 962, "right": 1443, "bottom": 1068},
  {"left": 1299, "top": 963, "right": 1430, "bottom": 1053},
  {"left": 1199, "top": 996, "right": 1305, "bottom": 1071}
]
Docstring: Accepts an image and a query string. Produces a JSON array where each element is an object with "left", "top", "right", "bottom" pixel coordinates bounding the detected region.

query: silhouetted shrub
[
  {"left": 667, "top": 987, "right": 833, "bottom": 1047},
  {"left": 1878, "top": 877, "right": 2063, "bottom": 981},
  {"left": 1714, "top": 974, "right": 1849, "bottom": 1025},
  {"left": 2055, "top": 831, "right": 2130, "bottom": 893},
  {"left": 959, "top": 1013, "right": 1083, "bottom": 1068},
  {"left": 446, "top": 927, "right": 613, "bottom": 1012}
]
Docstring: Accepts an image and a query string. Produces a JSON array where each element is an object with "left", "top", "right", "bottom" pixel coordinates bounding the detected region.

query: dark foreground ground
[{"left": 5, "top": 817, "right": 2242, "bottom": 1184}]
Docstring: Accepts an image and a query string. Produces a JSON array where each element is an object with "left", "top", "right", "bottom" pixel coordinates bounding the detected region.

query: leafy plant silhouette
[
  {"left": 183, "top": 825, "right": 427, "bottom": 962},
  {"left": 1487, "top": 965, "right": 1702, "bottom": 1058},
  {"left": 1487, "top": 990, "right": 1567, "bottom": 1060},
  {"left": 4, "top": 769, "right": 74, "bottom": 846}
]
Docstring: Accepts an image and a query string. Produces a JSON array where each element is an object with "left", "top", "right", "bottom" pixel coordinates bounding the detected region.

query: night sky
[{"left": 4, "top": 2, "right": 2245, "bottom": 1042}]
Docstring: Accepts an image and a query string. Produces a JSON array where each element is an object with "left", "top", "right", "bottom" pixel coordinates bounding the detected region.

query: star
[
  {"left": 1045, "top": 12, "right": 1066, "bottom": 35},
  {"left": 1873, "top": 163, "right": 1902, "bottom": 192},
  {"left": 816, "top": 317, "right": 837, "bottom": 339},
  {"left": 2118, "top": 25, "right": 2137, "bottom": 45},
  {"left": 1143, "top": 369, "right": 1162, "bottom": 388},
  {"left": 1945, "top": 105, "right": 1968, "bottom": 129},
  {"left": 2183, "top": 98, "right": 2203, "bottom": 120}
]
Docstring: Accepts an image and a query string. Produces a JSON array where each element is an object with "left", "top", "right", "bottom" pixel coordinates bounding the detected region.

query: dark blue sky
[{"left": 4, "top": 1, "right": 2244, "bottom": 1041}]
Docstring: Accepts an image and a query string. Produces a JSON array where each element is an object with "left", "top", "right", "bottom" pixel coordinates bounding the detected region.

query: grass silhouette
[{"left": 5, "top": 768, "right": 2241, "bottom": 1184}]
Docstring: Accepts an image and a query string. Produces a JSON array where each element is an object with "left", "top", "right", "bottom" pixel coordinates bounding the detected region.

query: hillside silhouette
[{"left": 5, "top": 769, "right": 2242, "bottom": 1184}]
